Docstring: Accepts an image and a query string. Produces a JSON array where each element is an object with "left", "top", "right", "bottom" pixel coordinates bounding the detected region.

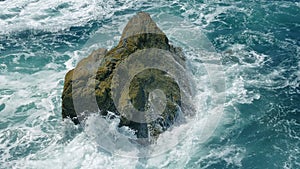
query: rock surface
[{"left": 62, "top": 12, "right": 188, "bottom": 142}]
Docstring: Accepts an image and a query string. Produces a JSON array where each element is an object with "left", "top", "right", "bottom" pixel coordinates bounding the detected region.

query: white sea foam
[{"left": 0, "top": 0, "right": 143, "bottom": 34}]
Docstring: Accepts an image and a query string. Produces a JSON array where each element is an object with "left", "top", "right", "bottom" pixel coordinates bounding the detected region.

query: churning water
[{"left": 0, "top": 0, "right": 299, "bottom": 168}]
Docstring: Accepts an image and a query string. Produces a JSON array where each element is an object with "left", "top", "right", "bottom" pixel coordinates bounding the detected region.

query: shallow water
[{"left": 0, "top": 0, "right": 299, "bottom": 168}]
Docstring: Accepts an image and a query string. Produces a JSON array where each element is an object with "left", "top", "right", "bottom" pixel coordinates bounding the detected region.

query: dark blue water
[{"left": 0, "top": 0, "right": 299, "bottom": 168}]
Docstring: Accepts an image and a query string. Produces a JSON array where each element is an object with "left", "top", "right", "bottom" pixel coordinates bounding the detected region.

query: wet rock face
[{"left": 62, "top": 12, "right": 188, "bottom": 141}]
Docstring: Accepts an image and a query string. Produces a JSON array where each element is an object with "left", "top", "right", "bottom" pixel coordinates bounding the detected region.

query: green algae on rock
[{"left": 62, "top": 12, "right": 193, "bottom": 142}]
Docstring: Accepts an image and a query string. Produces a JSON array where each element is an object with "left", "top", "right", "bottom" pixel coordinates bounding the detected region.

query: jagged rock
[{"left": 62, "top": 12, "right": 189, "bottom": 142}]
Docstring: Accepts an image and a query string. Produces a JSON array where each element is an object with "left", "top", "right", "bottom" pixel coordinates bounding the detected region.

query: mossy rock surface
[{"left": 62, "top": 12, "right": 188, "bottom": 141}]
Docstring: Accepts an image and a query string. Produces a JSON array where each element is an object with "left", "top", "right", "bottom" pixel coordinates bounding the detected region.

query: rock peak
[
  {"left": 120, "top": 12, "right": 165, "bottom": 41},
  {"left": 117, "top": 12, "right": 170, "bottom": 51}
]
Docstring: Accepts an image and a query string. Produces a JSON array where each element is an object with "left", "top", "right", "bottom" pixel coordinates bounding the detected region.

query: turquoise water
[{"left": 0, "top": 0, "right": 299, "bottom": 168}]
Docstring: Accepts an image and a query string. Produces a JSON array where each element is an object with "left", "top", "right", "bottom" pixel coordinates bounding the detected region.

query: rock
[
  {"left": 62, "top": 48, "right": 108, "bottom": 124},
  {"left": 62, "top": 12, "right": 190, "bottom": 142}
]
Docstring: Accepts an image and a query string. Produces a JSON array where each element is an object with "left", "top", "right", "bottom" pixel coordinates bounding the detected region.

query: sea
[{"left": 0, "top": 0, "right": 299, "bottom": 168}]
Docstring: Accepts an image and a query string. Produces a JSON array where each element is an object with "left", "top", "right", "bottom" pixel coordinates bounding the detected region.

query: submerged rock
[{"left": 62, "top": 12, "right": 192, "bottom": 142}]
